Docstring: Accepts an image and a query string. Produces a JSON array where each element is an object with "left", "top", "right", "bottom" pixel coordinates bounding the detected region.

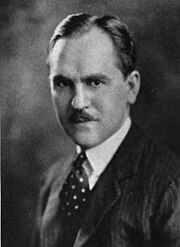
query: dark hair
[{"left": 48, "top": 13, "right": 136, "bottom": 77}]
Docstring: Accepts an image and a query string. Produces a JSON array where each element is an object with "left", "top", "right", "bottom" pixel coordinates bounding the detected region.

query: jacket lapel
[
  {"left": 41, "top": 153, "right": 76, "bottom": 247},
  {"left": 74, "top": 123, "right": 143, "bottom": 247}
]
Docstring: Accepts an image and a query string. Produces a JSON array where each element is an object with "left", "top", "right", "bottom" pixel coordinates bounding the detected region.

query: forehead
[{"left": 49, "top": 27, "right": 119, "bottom": 77}]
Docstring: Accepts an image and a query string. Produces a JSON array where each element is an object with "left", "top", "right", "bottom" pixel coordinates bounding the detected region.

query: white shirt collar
[{"left": 76, "top": 116, "right": 131, "bottom": 189}]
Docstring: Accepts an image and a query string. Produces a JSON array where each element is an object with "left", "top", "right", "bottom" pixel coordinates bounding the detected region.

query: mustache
[{"left": 68, "top": 110, "right": 97, "bottom": 123}]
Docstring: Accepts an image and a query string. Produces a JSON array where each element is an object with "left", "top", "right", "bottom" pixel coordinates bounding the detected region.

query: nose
[{"left": 71, "top": 84, "right": 90, "bottom": 110}]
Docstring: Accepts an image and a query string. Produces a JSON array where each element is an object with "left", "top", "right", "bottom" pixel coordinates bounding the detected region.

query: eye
[
  {"left": 88, "top": 79, "right": 103, "bottom": 87},
  {"left": 54, "top": 80, "right": 71, "bottom": 88}
]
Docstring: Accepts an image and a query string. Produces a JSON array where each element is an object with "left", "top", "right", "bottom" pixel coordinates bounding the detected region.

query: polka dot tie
[{"left": 59, "top": 152, "right": 90, "bottom": 218}]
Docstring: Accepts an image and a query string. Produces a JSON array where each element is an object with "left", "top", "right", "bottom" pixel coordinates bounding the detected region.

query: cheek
[
  {"left": 52, "top": 95, "right": 69, "bottom": 115},
  {"left": 99, "top": 88, "right": 127, "bottom": 114},
  {"left": 112, "top": 86, "right": 128, "bottom": 108}
]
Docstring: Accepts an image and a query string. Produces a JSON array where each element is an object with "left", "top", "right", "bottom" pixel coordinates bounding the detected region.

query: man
[{"left": 33, "top": 13, "right": 180, "bottom": 246}]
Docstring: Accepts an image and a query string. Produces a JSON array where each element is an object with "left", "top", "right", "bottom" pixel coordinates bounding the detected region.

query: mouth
[
  {"left": 68, "top": 112, "right": 98, "bottom": 124},
  {"left": 70, "top": 119, "right": 98, "bottom": 126}
]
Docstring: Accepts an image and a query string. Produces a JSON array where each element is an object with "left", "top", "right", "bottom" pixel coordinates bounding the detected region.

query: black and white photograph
[{"left": 1, "top": 1, "right": 180, "bottom": 246}]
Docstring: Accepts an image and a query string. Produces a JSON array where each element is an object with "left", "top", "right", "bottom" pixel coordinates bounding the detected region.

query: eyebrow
[
  {"left": 82, "top": 73, "right": 112, "bottom": 82},
  {"left": 52, "top": 75, "right": 73, "bottom": 83}
]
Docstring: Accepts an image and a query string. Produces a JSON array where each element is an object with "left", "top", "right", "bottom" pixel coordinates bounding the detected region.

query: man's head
[{"left": 48, "top": 13, "right": 140, "bottom": 149}]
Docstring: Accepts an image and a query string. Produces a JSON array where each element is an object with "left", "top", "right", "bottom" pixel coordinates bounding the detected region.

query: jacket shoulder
[
  {"left": 42, "top": 152, "right": 76, "bottom": 189},
  {"left": 131, "top": 123, "right": 180, "bottom": 191}
]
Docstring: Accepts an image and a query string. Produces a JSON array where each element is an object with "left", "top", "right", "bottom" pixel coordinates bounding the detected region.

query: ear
[{"left": 125, "top": 70, "right": 140, "bottom": 104}]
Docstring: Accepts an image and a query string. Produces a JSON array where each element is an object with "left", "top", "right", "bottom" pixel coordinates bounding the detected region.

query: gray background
[{"left": 1, "top": 0, "right": 180, "bottom": 246}]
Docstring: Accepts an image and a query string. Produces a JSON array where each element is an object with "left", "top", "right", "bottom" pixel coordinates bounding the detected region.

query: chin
[
  {"left": 71, "top": 133, "right": 100, "bottom": 149},
  {"left": 64, "top": 123, "right": 105, "bottom": 149}
]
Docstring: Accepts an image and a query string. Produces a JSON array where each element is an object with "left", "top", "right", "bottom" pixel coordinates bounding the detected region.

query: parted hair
[{"left": 48, "top": 13, "right": 136, "bottom": 77}]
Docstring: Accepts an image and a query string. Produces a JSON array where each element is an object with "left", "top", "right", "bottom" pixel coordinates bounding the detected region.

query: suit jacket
[{"left": 33, "top": 123, "right": 180, "bottom": 247}]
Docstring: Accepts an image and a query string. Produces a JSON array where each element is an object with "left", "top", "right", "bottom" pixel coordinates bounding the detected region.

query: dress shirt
[{"left": 76, "top": 117, "right": 131, "bottom": 190}]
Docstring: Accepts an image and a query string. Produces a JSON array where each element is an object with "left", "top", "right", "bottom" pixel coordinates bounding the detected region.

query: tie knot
[{"left": 73, "top": 152, "right": 87, "bottom": 169}]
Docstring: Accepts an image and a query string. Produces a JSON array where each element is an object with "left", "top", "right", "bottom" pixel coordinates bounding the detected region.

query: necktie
[{"left": 59, "top": 152, "right": 90, "bottom": 219}]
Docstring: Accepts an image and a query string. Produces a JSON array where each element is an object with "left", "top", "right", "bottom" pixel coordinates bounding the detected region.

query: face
[{"left": 49, "top": 28, "right": 139, "bottom": 149}]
